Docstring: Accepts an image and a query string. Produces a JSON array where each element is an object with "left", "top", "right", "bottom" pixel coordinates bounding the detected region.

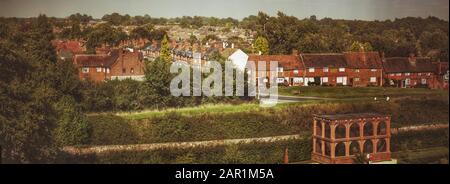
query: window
[
  {"left": 354, "top": 69, "right": 360, "bottom": 73},
  {"left": 389, "top": 74, "right": 395, "bottom": 77},
  {"left": 339, "top": 68, "right": 345, "bottom": 72},
  {"left": 131, "top": 68, "right": 134, "bottom": 74},
  {"left": 370, "top": 77, "right": 377, "bottom": 83},
  {"left": 405, "top": 73, "right": 410, "bottom": 76},
  {"left": 323, "top": 67, "right": 329, "bottom": 73},
  {"left": 418, "top": 73, "right": 422, "bottom": 76},
  {"left": 337, "top": 77, "right": 343, "bottom": 83},
  {"left": 106, "top": 68, "right": 110, "bottom": 74},
  {"left": 293, "top": 69, "right": 299, "bottom": 75},
  {"left": 122, "top": 68, "right": 126, "bottom": 73},
  {"left": 309, "top": 77, "right": 315, "bottom": 82},
  {"left": 396, "top": 73, "right": 402, "bottom": 76},
  {"left": 96, "top": 67, "right": 102, "bottom": 72},
  {"left": 308, "top": 68, "right": 315, "bottom": 73},
  {"left": 427, "top": 73, "right": 431, "bottom": 76},
  {"left": 421, "top": 78, "right": 427, "bottom": 84},
  {"left": 354, "top": 78, "right": 360, "bottom": 82},
  {"left": 82, "top": 67, "right": 89, "bottom": 73},
  {"left": 371, "top": 69, "right": 377, "bottom": 72},
  {"left": 322, "top": 77, "right": 329, "bottom": 83},
  {"left": 277, "top": 78, "right": 285, "bottom": 83},
  {"left": 277, "top": 67, "right": 283, "bottom": 73}
]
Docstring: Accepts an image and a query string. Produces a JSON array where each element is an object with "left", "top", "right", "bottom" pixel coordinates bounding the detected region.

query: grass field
[
  {"left": 394, "top": 147, "right": 449, "bottom": 164},
  {"left": 278, "top": 86, "right": 447, "bottom": 99}
]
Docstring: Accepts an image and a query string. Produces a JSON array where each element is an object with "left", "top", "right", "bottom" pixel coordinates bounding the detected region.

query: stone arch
[
  {"left": 377, "top": 121, "right": 387, "bottom": 135},
  {"left": 315, "top": 139, "right": 322, "bottom": 154},
  {"left": 349, "top": 141, "right": 360, "bottom": 155},
  {"left": 335, "top": 142, "right": 346, "bottom": 157},
  {"left": 316, "top": 122, "right": 322, "bottom": 137},
  {"left": 349, "top": 123, "right": 360, "bottom": 137},
  {"left": 363, "top": 122, "right": 374, "bottom": 136},
  {"left": 363, "top": 140, "right": 373, "bottom": 154},
  {"left": 377, "top": 139, "right": 387, "bottom": 153},
  {"left": 335, "top": 124, "right": 346, "bottom": 139},
  {"left": 325, "top": 124, "right": 331, "bottom": 138}
]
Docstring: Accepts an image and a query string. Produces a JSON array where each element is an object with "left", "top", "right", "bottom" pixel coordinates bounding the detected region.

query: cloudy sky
[{"left": 0, "top": 0, "right": 448, "bottom": 20}]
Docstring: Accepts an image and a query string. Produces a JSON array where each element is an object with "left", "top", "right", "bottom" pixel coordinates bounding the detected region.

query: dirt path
[{"left": 63, "top": 123, "right": 448, "bottom": 155}]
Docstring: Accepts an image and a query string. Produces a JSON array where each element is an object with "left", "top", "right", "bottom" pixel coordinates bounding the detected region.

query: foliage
[{"left": 254, "top": 36, "right": 269, "bottom": 54}]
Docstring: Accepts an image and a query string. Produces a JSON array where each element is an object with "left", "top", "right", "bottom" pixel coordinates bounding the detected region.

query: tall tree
[
  {"left": 254, "top": 36, "right": 269, "bottom": 55},
  {"left": 160, "top": 35, "right": 172, "bottom": 62}
]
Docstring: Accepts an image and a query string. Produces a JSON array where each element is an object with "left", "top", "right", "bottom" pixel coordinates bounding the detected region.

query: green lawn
[{"left": 278, "top": 86, "right": 447, "bottom": 99}]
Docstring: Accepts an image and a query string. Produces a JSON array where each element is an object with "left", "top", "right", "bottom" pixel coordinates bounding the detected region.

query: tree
[
  {"left": 53, "top": 96, "right": 89, "bottom": 146},
  {"left": 349, "top": 41, "right": 373, "bottom": 52},
  {"left": 160, "top": 35, "right": 172, "bottom": 62},
  {"left": 254, "top": 36, "right": 269, "bottom": 54},
  {"left": 143, "top": 57, "right": 173, "bottom": 108}
]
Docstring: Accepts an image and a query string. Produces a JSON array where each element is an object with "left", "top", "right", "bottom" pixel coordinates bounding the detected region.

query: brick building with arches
[{"left": 311, "top": 113, "right": 392, "bottom": 164}]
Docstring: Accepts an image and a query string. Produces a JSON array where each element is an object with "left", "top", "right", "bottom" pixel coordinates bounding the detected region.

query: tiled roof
[
  {"left": 74, "top": 50, "right": 119, "bottom": 67},
  {"left": 343, "top": 52, "right": 383, "bottom": 69},
  {"left": 52, "top": 40, "right": 85, "bottom": 54},
  {"left": 300, "top": 53, "right": 347, "bottom": 68},
  {"left": 382, "top": 57, "right": 435, "bottom": 73},
  {"left": 248, "top": 55, "right": 303, "bottom": 70}
]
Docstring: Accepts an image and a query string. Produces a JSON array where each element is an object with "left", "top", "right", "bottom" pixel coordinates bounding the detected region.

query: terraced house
[
  {"left": 73, "top": 48, "right": 145, "bottom": 82},
  {"left": 382, "top": 55, "right": 437, "bottom": 88}
]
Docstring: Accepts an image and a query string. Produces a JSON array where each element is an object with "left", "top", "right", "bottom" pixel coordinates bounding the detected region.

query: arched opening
[
  {"left": 363, "top": 140, "right": 373, "bottom": 154},
  {"left": 349, "top": 141, "right": 360, "bottom": 155},
  {"left": 315, "top": 139, "right": 322, "bottom": 154},
  {"left": 325, "top": 124, "right": 331, "bottom": 138},
  {"left": 377, "top": 122, "right": 387, "bottom": 135},
  {"left": 315, "top": 122, "right": 322, "bottom": 137},
  {"left": 377, "top": 139, "right": 387, "bottom": 153},
  {"left": 324, "top": 142, "right": 331, "bottom": 156},
  {"left": 335, "top": 124, "right": 346, "bottom": 139},
  {"left": 349, "top": 123, "right": 360, "bottom": 137},
  {"left": 363, "top": 122, "right": 374, "bottom": 136},
  {"left": 335, "top": 142, "right": 346, "bottom": 157}
]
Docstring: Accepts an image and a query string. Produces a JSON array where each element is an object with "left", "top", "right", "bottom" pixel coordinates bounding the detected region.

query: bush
[
  {"left": 53, "top": 96, "right": 89, "bottom": 146},
  {"left": 87, "top": 114, "right": 138, "bottom": 145}
]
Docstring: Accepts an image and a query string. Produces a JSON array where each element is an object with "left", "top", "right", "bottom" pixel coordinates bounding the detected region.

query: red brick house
[
  {"left": 51, "top": 40, "right": 86, "bottom": 60},
  {"left": 73, "top": 49, "right": 145, "bottom": 82},
  {"left": 382, "top": 56, "right": 437, "bottom": 88},
  {"left": 433, "top": 61, "right": 449, "bottom": 90},
  {"left": 248, "top": 51, "right": 305, "bottom": 86},
  {"left": 300, "top": 53, "right": 349, "bottom": 86},
  {"left": 343, "top": 52, "right": 383, "bottom": 87}
]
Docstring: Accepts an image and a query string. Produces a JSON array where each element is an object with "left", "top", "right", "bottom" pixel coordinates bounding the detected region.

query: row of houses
[
  {"left": 52, "top": 40, "right": 448, "bottom": 89},
  {"left": 228, "top": 50, "right": 449, "bottom": 89}
]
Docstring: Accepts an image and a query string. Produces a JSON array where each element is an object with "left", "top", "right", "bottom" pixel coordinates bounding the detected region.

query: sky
[{"left": 0, "top": 0, "right": 448, "bottom": 21}]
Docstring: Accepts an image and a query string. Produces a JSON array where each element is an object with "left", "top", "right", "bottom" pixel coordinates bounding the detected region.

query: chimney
[{"left": 292, "top": 49, "right": 299, "bottom": 56}]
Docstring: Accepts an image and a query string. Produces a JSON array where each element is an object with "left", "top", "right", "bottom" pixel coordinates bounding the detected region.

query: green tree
[
  {"left": 53, "top": 96, "right": 89, "bottom": 146},
  {"left": 349, "top": 41, "right": 373, "bottom": 52},
  {"left": 143, "top": 56, "right": 173, "bottom": 108},
  {"left": 160, "top": 35, "right": 172, "bottom": 62},
  {"left": 254, "top": 36, "right": 269, "bottom": 54}
]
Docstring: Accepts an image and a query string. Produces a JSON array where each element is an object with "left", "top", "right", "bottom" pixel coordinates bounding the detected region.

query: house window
[
  {"left": 370, "top": 77, "right": 377, "bottom": 83},
  {"left": 277, "top": 78, "right": 285, "bottom": 83},
  {"left": 131, "top": 68, "right": 135, "bottom": 74},
  {"left": 339, "top": 68, "right": 345, "bottom": 72},
  {"left": 82, "top": 67, "right": 89, "bottom": 73},
  {"left": 122, "top": 68, "right": 126, "bottom": 73},
  {"left": 389, "top": 74, "right": 395, "bottom": 77},
  {"left": 371, "top": 69, "right": 377, "bottom": 72},
  {"left": 337, "top": 77, "right": 343, "bottom": 83},
  {"left": 354, "top": 78, "right": 360, "bottom": 82},
  {"left": 277, "top": 67, "right": 284, "bottom": 73},
  {"left": 427, "top": 73, "right": 431, "bottom": 76},
  {"left": 396, "top": 73, "right": 402, "bottom": 76},
  {"left": 354, "top": 69, "right": 360, "bottom": 73},
  {"left": 323, "top": 67, "right": 329, "bottom": 73},
  {"left": 405, "top": 73, "right": 410, "bottom": 76},
  {"left": 106, "top": 68, "right": 110, "bottom": 74},
  {"left": 418, "top": 73, "right": 422, "bottom": 76},
  {"left": 309, "top": 77, "right": 315, "bottom": 82},
  {"left": 96, "top": 67, "right": 102, "bottom": 72},
  {"left": 293, "top": 70, "right": 299, "bottom": 75},
  {"left": 322, "top": 77, "right": 329, "bottom": 83},
  {"left": 421, "top": 78, "right": 427, "bottom": 84},
  {"left": 308, "top": 68, "right": 315, "bottom": 73}
]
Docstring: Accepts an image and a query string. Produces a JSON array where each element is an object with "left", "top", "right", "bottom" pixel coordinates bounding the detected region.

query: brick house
[
  {"left": 248, "top": 51, "right": 305, "bottom": 86},
  {"left": 343, "top": 52, "right": 383, "bottom": 87},
  {"left": 433, "top": 61, "right": 449, "bottom": 90},
  {"left": 51, "top": 40, "right": 86, "bottom": 60},
  {"left": 73, "top": 49, "right": 145, "bottom": 82},
  {"left": 300, "top": 53, "right": 349, "bottom": 86},
  {"left": 382, "top": 56, "right": 437, "bottom": 88}
]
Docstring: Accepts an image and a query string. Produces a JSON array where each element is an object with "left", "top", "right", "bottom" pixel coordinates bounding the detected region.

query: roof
[
  {"left": 382, "top": 57, "right": 435, "bottom": 73},
  {"left": 52, "top": 40, "right": 85, "bottom": 54},
  {"left": 74, "top": 50, "right": 119, "bottom": 67},
  {"left": 314, "top": 113, "right": 389, "bottom": 121},
  {"left": 343, "top": 52, "right": 383, "bottom": 69},
  {"left": 300, "top": 53, "right": 347, "bottom": 68},
  {"left": 248, "top": 54, "right": 304, "bottom": 70}
]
